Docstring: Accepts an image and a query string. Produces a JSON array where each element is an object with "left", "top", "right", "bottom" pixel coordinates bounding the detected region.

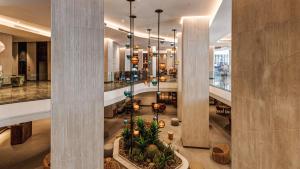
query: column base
[{"left": 11, "top": 121, "right": 32, "bottom": 145}]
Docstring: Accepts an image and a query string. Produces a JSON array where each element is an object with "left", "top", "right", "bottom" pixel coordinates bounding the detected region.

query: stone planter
[{"left": 113, "top": 138, "right": 189, "bottom": 169}]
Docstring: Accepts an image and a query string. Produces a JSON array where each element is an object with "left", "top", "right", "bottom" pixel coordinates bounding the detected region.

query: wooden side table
[{"left": 11, "top": 121, "right": 32, "bottom": 145}]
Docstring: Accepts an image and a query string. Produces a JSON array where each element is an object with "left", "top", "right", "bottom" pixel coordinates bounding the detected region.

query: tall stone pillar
[
  {"left": 125, "top": 49, "right": 130, "bottom": 71},
  {"left": 177, "top": 33, "right": 183, "bottom": 121},
  {"left": 181, "top": 17, "right": 210, "bottom": 148},
  {"left": 208, "top": 46, "right": 214, "bottom": 78},
  {"left": 104, "top": 38, "right": 114, "bottom": 81},
  {"left": 113, "top": 42, "right": 120, "bottom": 73},
  {"left": 51, "top": 0, "right": 104, "bottom": 168},
  {"left": 232, "top": 0, "right": 300, "bottom": 168},
  {"left": 166, "top": 49, "right": 173, "bottom": 71},
  {"left": 138, "top": 49, "right": 143, "bottom": 70}
]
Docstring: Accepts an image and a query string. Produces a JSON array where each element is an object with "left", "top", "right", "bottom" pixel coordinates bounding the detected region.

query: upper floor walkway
[{"left": 0, "top": 80, "right": 231, "bottom": 128}]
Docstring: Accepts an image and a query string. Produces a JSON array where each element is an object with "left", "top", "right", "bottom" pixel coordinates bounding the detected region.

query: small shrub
[
  {"left": 146, "top": 144, "right": 159, "bottom": 159},
  {"left": 154, "top": 153, "right": 168, "bottom": 169},
  {"left": 136, "top": 136, "right": 148, "bottom": 152},
  {"left": 164, "top": 144, "right": 175, "bottom": 160},
  {"left": 136, "top": 116, "right": 146, "bottom": 137},
  {"left": 137, "top": 153, "right": 145, "bottom": 162},
  {"left": 122, "top": 128, "right": 131, "bottom": 149},
  {"left": 148, "top": 121, "right": 159, "bottom": 144}
]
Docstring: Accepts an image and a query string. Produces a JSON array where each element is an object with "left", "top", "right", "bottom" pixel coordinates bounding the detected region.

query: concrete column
[
  {"left": 119, "top": 48, "right": 125, "bottom": 71},
  {"left": 232, "top": 0, "right": 300, "bottom": 168},
  {"left": 152, "top": 56, "right": 157, "bottom": 77},
  {"left": 181, "top": 17, "right": 210, "bottom": 148},
  {"left": 138, "top": 49, "right": 143, "bottom": 70},
  {"left": 166, "top": 49, "right": 173, "bottom": 71},
  {"left": 113, "top": 42, "right": 120, "bottom": 73},
  {"left": 177, "top": 33, "right": 183, "bottom": 121},
  {"left": 26, "top": 43, "right": 37, "bottom": 81},
  {"left": 104, "top": 38, "right": 114, "bottom": 81},
  {"left": 51, "top": 0, "right": 104, "bottom": 168},
  {"left": 125, "top": 49, "right": 130, "bottom": 71},
  {"left": 208, "top": 46, "right": 214, "bottom": 78}
]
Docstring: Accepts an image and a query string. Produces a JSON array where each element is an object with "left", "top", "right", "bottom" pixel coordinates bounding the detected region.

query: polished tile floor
[
  {"left": 0, "top": 81, "right": 143, "bottom": 105},
  {"left": 0, "top": 81, "right": 51, "bottom": 105}
]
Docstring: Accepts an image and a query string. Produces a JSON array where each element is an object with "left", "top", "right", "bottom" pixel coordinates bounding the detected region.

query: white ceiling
[
  {"left": 0, "top": 0, "right": 228, "bottom": 47},
  {"left": 104, "top": 0, "right": 219, "bottom": 38},
  {"left": 209, "top": 0, "right": 231, "bottom": 46}
]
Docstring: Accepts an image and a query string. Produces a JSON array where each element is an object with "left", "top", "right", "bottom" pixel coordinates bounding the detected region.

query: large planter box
[{"left": 113, "top": 138, "right": 189, "bottom": 169}]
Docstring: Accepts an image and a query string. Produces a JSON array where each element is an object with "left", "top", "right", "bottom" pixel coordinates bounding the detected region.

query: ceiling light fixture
[
  {"left": 0, "top": 15, "right": 50, "bottom": 37},
  {"left": 105, "top": 20, "right": 173, "bottom": 42},
  {"left": 180, "top": 16, "right": 211, "bottom": 24},
  {"left": 0, "top": 14, "right": 173, "bottom": 42}
]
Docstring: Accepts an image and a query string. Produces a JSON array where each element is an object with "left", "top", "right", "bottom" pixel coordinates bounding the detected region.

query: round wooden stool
[{"left": 212, "top": 144, "right": 230, "bottom": 164}]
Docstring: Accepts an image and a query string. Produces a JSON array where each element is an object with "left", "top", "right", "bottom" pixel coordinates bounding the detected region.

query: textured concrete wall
[
  {"left": 51, "top": 0, "right": 104, "bottom": 168},
  {"left": 181, "top": 17, "right": 210, "bottom": 148},
  {"left": 232, "top": 0, "right": 300, "bottom": 168}
]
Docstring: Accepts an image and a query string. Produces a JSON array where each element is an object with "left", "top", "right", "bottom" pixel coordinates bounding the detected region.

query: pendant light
[
  {"left": 146, "top": 28, "right": 152, "bottom": 86},
  {"left": 125, "top": 0, "right": 136, "bottom": 155},
  {"left": 154, "top": 9, "right": 163, "bottom": 124}
]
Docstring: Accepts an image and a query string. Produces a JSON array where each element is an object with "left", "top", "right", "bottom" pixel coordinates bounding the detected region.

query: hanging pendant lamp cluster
[
  {"left": 169, "top": 29, "right": 178, "bottom": 77},
  {"left": 122, "top": 1, "right": 173, "bottom": 154},
  {"left": 123, "top": 0, "right": 137, "bottom": 156}
]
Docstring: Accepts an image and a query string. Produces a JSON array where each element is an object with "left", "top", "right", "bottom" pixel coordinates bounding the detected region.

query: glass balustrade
[
  {"left": 0, "top": 69, "right": 234, "bottom": 105},
  {"left": 209, "top": 70, "right": 231, "bottom": 92},
  {"left": 0, "top": 71, "right": 177, "bottom": 105}
]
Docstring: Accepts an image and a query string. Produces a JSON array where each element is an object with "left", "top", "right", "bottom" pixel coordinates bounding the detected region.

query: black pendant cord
[
  {"left": 127, "top": 0, "right": 135, "bottom": 156},
  {"left": 172, "top": 29, "right": 176, "bottom": 68},
  {"left": 155, "top": 9, "right": 163, "bottom": 102},
  {"left": 155, "top": 9, "right": 163, "bottom": 124},
  {"left": 147, "top": 29, "right": 152, "bottom": 85}
]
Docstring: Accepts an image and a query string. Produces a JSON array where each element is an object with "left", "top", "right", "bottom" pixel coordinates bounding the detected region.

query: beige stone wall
[{"left": 232, "top": 0, "right": 300, "bottom": 168}]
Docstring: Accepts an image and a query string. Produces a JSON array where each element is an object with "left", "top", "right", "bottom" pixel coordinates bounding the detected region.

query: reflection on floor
[
  {"left": 0, "top": 106, "right": 230, "bottom": 169},
  {"left": 0, "top": 119, "right": 50, "bottom": 169},
  {"left": 0, "top": 81, "right": 142, "bottom": 105},
  {"left": 0, "top": 81, "right": 51, "bottom": 105}
]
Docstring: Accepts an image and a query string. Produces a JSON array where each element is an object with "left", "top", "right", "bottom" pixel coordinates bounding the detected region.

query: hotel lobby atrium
[{"left": 0, "top": 0, "right": 299, "bottom": 169}]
